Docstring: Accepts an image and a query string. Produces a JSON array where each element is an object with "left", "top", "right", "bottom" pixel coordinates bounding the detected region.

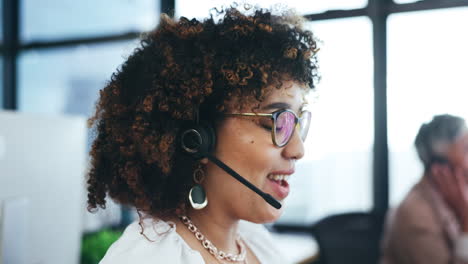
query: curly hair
[{"left": 86, "top": 5, "right": 319, "bottom": 218}]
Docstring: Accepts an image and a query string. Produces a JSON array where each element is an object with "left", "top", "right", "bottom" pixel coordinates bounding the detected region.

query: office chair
[{"left": 309, "top": 212, "right": 383, "bottom": 264}]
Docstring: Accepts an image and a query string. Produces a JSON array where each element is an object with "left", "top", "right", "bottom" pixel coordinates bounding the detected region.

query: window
[
  {"left": 18, "top": 40, "right": 137, "bottom": 115},
  {"left": 388, "top": 7, "right": 468, "bottom": 206},
  {"left": 176, "top": 0, "right": 367, "bottom": 19},
  {"left": 0, "top": 0, "right": 3, "bottom": 44},
  {"left": 393, "top": 0, "right": 419, "bottom": 4},
  {"left": 1, "top": 0, "right": 3, "bottom": 108},
  {"left": 277, "top": 17, "right": 374, "bottom": 224},
  {"left": 0, "top": 56, "right": 3, "bottom": 108},
  {"left": 21, "top": 0, "right": 158, "bottom": 42},
  {"left": 18, "top": 40, "right": 140, "bottom": 231}
]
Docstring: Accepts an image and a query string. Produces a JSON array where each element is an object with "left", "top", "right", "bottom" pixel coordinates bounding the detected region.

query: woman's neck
[{"left": 185, "top": 205, "right": 241, "bottom": 253}]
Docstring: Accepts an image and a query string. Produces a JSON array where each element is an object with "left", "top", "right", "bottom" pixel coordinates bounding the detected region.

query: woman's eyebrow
[{"left": 260, "top": 102, "right": 291, "bottom": 110}]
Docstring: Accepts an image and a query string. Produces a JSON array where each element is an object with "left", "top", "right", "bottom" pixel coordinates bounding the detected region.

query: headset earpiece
[
  {"left": 178, "top": 120, "right": 281, "bottom": 209},
  {"left": 180, "top": 122, "right": 215, "bottom": 159}
]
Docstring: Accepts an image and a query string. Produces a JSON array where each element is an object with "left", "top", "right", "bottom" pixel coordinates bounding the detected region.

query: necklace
[{"left": 179, "top": 215, "right": 247, "bottom": 263}]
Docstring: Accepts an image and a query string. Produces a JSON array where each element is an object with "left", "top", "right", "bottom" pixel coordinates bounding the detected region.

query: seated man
[{"left": 381, "top": 114, "right": 468, "bottom": 264}]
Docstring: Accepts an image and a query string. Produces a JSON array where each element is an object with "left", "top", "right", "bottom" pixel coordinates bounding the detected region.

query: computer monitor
[{"left": 0, "top": 111, "right": 87, "bottom": 264}]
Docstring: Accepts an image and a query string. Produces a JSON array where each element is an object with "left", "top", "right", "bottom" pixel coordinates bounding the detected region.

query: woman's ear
[{"left": 200, "top": 157, "right": 209, "bottom": 164}]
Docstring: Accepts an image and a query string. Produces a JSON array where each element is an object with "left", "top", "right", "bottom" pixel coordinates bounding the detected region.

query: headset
[
  {"left": 179, "top": 121, "right": 282, "bottom": 209},
  {"left": 180, "top": 122, "right": 216, "bottom": 159}
]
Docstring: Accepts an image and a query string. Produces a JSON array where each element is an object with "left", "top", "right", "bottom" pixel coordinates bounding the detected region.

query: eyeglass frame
[{"left": 224, "top": 108, "right": 311, "bottom": 147}]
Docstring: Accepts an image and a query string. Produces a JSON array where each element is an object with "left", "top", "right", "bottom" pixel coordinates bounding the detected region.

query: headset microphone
[
  {"left": 180, "top": 122, "right": 282, "bottom": 209},
  {"left": 205, "top": 153, "right": 282, "bottom": 209}
]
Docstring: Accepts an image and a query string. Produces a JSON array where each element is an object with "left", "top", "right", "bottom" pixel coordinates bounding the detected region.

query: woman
[
  {"left": 87, "top": 4, "right": 319, "bottom": 264},
  {"left": 380, "top": 114, "right": 468, "bottom": 264}
]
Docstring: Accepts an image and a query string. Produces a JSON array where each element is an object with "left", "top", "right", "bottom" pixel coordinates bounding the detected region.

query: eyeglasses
[{"left": 225, "top": 109, "right": 311, "bottom": 147}]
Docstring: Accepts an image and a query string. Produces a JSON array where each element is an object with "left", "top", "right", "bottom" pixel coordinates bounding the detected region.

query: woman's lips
[{"left": 266, "top": 174, "right": 290, "bottom": 200}]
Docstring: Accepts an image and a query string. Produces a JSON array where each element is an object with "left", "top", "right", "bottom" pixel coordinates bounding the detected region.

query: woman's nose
[{"left": 282, "top": 130, "right": 305, "bottom": 160}]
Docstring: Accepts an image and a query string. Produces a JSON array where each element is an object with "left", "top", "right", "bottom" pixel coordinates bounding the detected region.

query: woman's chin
[
  {"left": 249, "top": 206, "right": 284, "bottom": 224},
  {"left": 267, "top": 208, "right": 284, "bottom": 222}
]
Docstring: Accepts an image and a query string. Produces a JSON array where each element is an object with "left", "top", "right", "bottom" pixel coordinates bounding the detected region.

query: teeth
[{"left": 267, "top": 174, "right": 290, "bottom": 182}]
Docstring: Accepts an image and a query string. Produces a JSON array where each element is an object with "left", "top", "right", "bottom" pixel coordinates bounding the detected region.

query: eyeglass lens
[
  {"left": 299, "top": 111, "right": 311, "bottom": 141},
  {"left": 275, "top": 111, "right": 296, "bottom": 146},
  {"left": 275, "top": 111, "right": 311, "bottom": 146}
]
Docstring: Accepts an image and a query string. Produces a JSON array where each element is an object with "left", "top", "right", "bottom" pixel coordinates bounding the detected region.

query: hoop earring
[{"left": 188, "top": 167, "right": 208, "bottom": 210}]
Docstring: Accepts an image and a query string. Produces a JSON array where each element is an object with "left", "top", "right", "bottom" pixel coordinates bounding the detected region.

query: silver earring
[{"left": 189, "top": 167, "right": 208, "bottom": 210}]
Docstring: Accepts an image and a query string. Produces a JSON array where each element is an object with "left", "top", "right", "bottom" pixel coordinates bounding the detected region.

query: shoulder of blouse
[
  {"left": 238, "top": 220, "right": 290, "bottom": 264},
  {"left": 99, "top": 218, "right": 204, "bottom": 264}
]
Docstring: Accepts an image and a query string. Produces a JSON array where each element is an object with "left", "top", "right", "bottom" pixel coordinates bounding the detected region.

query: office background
[{"left": 1, "top": 0, "right": 468, "bottom": 262}]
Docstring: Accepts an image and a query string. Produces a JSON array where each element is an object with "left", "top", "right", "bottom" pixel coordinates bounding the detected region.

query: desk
[{"left": 270, "top": 232, "right": 319, "bottom": 264}]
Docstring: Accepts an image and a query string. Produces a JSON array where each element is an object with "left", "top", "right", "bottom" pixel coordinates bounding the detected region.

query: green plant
[{"left": 80, "top": 229, "right": 123, "bottom": 264}]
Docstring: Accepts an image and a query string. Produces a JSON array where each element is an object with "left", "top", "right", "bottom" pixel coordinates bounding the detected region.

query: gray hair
[{"left": 414, "top": 114, "right": 467, "bottom": 169}]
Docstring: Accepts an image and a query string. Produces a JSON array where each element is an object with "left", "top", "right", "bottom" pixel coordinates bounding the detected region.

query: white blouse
[{"left": 100, "top": 218, "right": 290, "bottom": 264}]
